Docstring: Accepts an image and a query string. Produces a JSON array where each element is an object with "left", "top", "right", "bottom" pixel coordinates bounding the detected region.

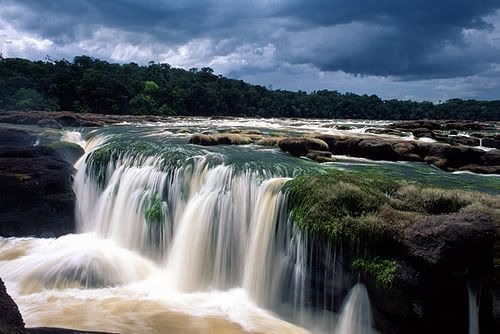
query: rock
[
  {"left": 364, "top": 213, "right": 497, "bottom": 334},
  {"left": 306, "top": 150, "right": 335, "bottom": 163},
  {"left": 315, "top": 135, "right": 362, "bottom": 156},
  {"left": 278, "top": 137, "right": 329, "bottom": 157},
  {"left": 0, "top": 278, "right": 26, "bottom": 334},
  {"left": 256, "top": 137, "right": 283, "bottom": 147},
  {"left": 0, "top": 128, "right": 36, "bottom": 146},
  {"left": 49, "top": 142, "right": 85, "bottom": 164},
  {"left": 189, "top": 134, "right": 218, "bottom": 146},
  {"left": 449, "top": 130, "right": 459, "bottom": 135},
  {"left": 189, "top": 133, "right": 253, "bottom": 146},
  {"left": 481, "top": 150, "right": 500, "bottom": 166},
  {"left": 392, "top": 142, "right": 423, "bottom": 162},
  {"left": 0, "top": 146, "right": 76, "bottom": 237},
  {"left": 37, "top": 119, "right": 63, "bottom": 129},
  {"left": 390, "top": 121, "right": 442, "bottom": 131},
  {"left": 336, "top": 125, "right": 352, "bottom": 130},
  {"left": 482, "top": 138, "right": 500, "bottom": 149},
  {"left": 357, "top": 139, "right": 399, "bottom": 161},
  {"left": 213, "top": 133, "right": 253, "bottom": 145},
  {"left": 412, "top": 128, "right": 435, "bottom": 138},
  {"left": 434, "top": 135, "right": 480, "bottom": 146},
  {"left": 365, "top": 128, "right": 407, "bottom": 137}
]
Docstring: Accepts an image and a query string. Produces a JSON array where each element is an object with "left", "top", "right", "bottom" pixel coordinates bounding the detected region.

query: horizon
[{"left": 1, "top": 1, "right": 500, "bottom": 102}]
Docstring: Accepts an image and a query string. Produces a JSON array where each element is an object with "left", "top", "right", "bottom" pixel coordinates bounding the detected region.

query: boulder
[
  {"left": 412, "top": 128, "right": 435, "bottom": 138},
  {"left": 364, "top": 213, "right": 497, "bottom": 334},
  {"left": 483, "top": 138, "right": 500, "bottom": 149},
  {"left": 49, "top": 141, "right": 85, "bottom": 164},
  {"left": 306, "top": 150, "right": 335, "bottom": 163},
  {"left": 278, "top": 137, "right": 329, "bottom": 157},
  {"left": 0, "top": 146, "right": 76, "bottom": 237},
  {"left": 213, "top": 133, "right": 253, "bottom": 145},
  {"left": 357, "top": 139, "right": 399, "bottom": 161},
  {"left": 189, "top": 134, "right": 218, "bottom": 146}
]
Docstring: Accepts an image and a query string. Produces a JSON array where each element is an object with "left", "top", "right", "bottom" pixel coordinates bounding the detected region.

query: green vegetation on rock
[
  {"left": 352, "top": 258, "right": 398, "bottom": 287},
  {"left": 144, "top": 193, "right": 165, "bottom": 224},
  {"left": 285, "top": 169, "right": 499, "bottom": 242}
]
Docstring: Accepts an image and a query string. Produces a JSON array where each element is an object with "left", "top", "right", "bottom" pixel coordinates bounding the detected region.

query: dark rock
[
  {"left": 365, "top": 128, "right": 407, "bottom": 137},
  {"left": 481, "top": 150, "right": 500, "bottom": 166},
  {"left": 357, "top": 139, "right": 399, "bottom": 160},
  {"left": 37, "top": 119, "right": 63, "bottom": 129},
  {"left": 49, "top": 142, "right": 85, "bottom": 164},
  {"left": 0, "top": 278, "right": 26, "bottom": 334},
  {"left": 0, "top": 128, "right": 36, "bottom": 146},
  {"left": 0, "top": 146, "right": 76, "bottom": 237},
  {"left": 412, "top": 128, "right": 435, "bottom": 138},
  {"left": 482, "top": 138, "right": 500, "bottom": 149},
  {"left": 306, "top": 150, "right": 334, "bottom": 163},
  {"left": 434, "top": 135, "right": 480, "bottom": 146},
  {"left": 449, "top": 130, "right": 459, "bottom": 135},
  {"left": 278, "top": 137, "right": 329, "bottom": 157},
  {"left": 364, "top": 213, "right": 497, "bottom": 334}
]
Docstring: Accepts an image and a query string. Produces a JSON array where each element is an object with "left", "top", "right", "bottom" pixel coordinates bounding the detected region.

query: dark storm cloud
[{"left": 1, "top": 0, "right": 499, "bottom": 80}]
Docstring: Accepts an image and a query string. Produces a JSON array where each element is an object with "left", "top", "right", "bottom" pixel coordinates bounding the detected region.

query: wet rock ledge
[{"left": 0, "top": 128, "right": 81, "bottom": 238}]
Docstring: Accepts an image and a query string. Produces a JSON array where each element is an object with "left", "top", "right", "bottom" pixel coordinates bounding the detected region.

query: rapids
[{"left": 1, "top": 117, "right": 498, "bottom": 334}]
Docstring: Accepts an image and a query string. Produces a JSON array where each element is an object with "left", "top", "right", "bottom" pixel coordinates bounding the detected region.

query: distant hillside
[{"left": 0, "top": 56, "right": 499, "bottom": 120}]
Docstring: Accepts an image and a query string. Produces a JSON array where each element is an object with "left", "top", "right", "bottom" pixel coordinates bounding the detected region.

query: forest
[{"left": 0, "top": 55, "right": 499, "bottom": 120}]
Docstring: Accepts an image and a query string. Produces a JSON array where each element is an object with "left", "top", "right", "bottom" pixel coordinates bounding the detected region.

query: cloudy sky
[{"left": 1, "top": 0, "right": 499, "bottom": 101}]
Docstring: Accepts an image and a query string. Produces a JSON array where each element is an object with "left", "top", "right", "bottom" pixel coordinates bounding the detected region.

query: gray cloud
[{"left": 0, "top": 0, "right": 499, "bottom": 100}]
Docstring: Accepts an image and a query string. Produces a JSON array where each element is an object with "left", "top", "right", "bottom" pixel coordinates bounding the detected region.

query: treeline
[{"left": 0, "top": 56, "right": 499, "bottom": 120}]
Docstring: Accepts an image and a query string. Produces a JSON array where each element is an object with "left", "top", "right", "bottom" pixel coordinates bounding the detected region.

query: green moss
[
  {"left": 352, "top": 258, "right": 398, "bottom": 287},
  {"left": 144, "top": 193, "right": 165, "bottom": 224},
  {"left": 85, "top": 140, "right": 200, "bottom": 188},
  {"left": 48, "top": 141, "right": 82, "bottom": 151},
  {"left": 284, "top": 170, "right": 400, "bottom": 241},
  {"left": 285, "top": 169, "right": 499, "bottom": 243}
]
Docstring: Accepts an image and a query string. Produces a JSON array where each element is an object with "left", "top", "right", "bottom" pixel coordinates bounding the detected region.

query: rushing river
[{"left": 1, "top": 117, "right": 498, "bottom": 334}]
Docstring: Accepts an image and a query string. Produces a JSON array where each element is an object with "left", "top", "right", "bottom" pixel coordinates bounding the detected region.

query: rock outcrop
[
  {"left": 0, "top": 146, "right": 76, "bottom": 237},
  {"left": 363, "top": 213, "right": 497, "bottom": 334}
]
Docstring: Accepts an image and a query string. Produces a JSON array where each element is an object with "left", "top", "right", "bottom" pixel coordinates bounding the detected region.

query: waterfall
[
  {"left": 243, "top": 178, "right": 290, "bottom": 305},
  {"left": 68, "top": 133, "right": 375, "bottom": 334},
  {"left": 468, "top": 284, "right": 480, "bottom": 334},
  {"left": 335, "top": 284, "right": 373, "bottom": 334}
]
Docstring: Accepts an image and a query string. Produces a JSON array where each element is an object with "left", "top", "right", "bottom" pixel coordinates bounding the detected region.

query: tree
[{"left": 13, "top": 88, "right": 58, "bottom": 111}]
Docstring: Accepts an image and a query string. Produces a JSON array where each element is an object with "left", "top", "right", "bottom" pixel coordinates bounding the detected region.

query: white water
[
  {"left": 468, "top": 285, "right": 480, "bottom": 334},
  {"left": 335, "top": 284, "right": 373, "bottom": 334}
]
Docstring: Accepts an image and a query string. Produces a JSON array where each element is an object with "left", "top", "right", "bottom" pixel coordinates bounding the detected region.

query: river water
[{"left": 1, "top": 117, "right": 498, "bottom": 334}]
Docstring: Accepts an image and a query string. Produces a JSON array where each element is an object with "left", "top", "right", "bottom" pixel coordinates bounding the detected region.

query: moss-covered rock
[
  {"left": 285, "top": 169, "right": 498, "bottom": 242},
  {"left": 49, "top": 141, "right": 85, "bottom": 164}
]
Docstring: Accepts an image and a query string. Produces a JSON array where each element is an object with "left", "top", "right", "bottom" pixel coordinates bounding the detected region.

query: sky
[{"left": 0, "top": 0, "right": 499, "bottom": 101}]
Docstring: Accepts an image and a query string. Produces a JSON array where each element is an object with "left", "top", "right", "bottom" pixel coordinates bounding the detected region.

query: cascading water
[
  {"left": 468, "top": 284, "right": 480, "bottom": 334},
  {"left": 335, "top": 284, "right": 373, "bottom": 334},
  {"left": 1, "top": 126, "right": 378, "bottom": 334}
]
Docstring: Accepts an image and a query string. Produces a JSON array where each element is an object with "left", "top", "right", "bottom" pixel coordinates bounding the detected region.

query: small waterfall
[
  {"left": 335, "top": 284, "right": 373, "bottom": 334},
  {"left": 468, "top": 284, "right": 480, "bottom": 334}
]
